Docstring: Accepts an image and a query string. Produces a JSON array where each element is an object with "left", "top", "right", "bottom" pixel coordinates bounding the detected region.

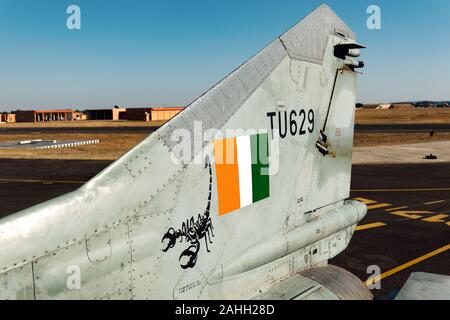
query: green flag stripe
[{"left": 251, "top": 133, "right": 270, "bottom": 203}]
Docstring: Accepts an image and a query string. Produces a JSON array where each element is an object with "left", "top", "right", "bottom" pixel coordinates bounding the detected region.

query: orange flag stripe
[{"left": 214, "top": 137, "right": 240, "bottom": 216}]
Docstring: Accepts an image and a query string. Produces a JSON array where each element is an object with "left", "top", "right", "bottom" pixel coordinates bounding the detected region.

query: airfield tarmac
[
  {"left": 0, "top": 159, "right": 448, "bottom": 300},
  {"left": 333, "top": 163, "right": 450, "bottom": 300},
  {"left": 355, "top": 124, "right": 450, "bottom": 132}
]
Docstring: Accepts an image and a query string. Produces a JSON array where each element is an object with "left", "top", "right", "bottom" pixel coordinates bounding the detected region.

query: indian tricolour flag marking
[
  {"left": 236, "top": 135, "right": 253, "bottom": 208},
  {"left": 214, "top": 133, "right": 270, "bottom": 216}
]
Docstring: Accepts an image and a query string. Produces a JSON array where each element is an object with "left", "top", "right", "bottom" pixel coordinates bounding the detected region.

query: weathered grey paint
[{"left": 395, "top": 273, "right": 450, "bottom": 300}]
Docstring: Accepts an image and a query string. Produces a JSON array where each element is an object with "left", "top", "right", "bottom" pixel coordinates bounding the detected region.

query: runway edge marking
[{"left": 355, "top": 222, "right": 387, "bottom": 231}]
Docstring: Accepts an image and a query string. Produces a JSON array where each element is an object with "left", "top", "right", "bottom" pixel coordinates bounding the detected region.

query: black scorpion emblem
[{"left": 161, "top": 160, "right": 215, "bottom": 269}]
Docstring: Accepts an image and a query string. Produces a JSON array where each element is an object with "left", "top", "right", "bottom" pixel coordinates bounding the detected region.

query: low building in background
[
  {"left": 0, "top": 113, "right": 16, "bottom": 123},
  {"left": 436, "top": 102, "right": 450, "bottom": 108},
  {"left": 359, "top": 104, "right": 379, "bottom": 109},
  {"left": 391, "top": 103, "right": 415, "bottom": 110},
  {"left": 150, "top": 107, "right": 184, "bottom": 121},
  {"left": 376, "top": 104, "right": 392, "bottom": 110},
  {"left": 9, "top": 106, "right": 184, "bottom": 123},
  {"left": 72, "top": 111, "right": 87, "bottom": 121},
  {"left": 112, "top": 107, "right": 127, "bottom": 120},
  {"left": 85, "top": 109, "right": 111, "bottom": 120},
  {"left": 126, "top": 107, "right": 184, "bottom": 121},
  {"left": 125, "top": 108, "right": 152, "bottom": 121},
  {"left": 15, "top": 110, "right": 35, "bottom": 122},
  {"left": 15, "top": 109, "right": 74, "bottom": 122},
  {"left": 414, "top": 101, "right": 436, "bottom": 108},
  {"left": 85, "top": 107, "right": 126, "bottom": 120}
]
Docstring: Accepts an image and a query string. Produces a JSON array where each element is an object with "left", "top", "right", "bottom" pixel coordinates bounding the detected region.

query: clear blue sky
[{"left": 1, "top": 0, "right": 449, "bottom": 111}]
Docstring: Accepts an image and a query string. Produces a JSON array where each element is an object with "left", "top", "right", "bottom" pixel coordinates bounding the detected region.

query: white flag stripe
[{"left": 236, "top": 136, "right": 253, "bottom": 208}]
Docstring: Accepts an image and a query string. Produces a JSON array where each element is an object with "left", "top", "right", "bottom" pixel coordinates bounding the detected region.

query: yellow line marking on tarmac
[
  {"left": 352, "top": 188, "right": 450, "bottom": 192},
  {"left": 422, "top": 214, "right": 449, "bottom": 223},
  {"left": 355, "top": 222, "right": 387, "bottom": 231},
  {"left": 366, "top": 244, "right": 450, "bottom": 286},
  {"left": 0, "top": 178, "right": 85, "bottom": 184},
  {"left": 354, "top": 198, "right": 378, "bottom": 205},
  {"left": 367, "top": 203, "right": 391, "bottom": 210},
  {"left": 386, "top": 206, "right": 409, "bottom": 212},
  {"left": 424, "top": 200, "right": 446, "bottom": 205},
  {"left": 390, "top": 210, "right": 433, "bottom": 220}
]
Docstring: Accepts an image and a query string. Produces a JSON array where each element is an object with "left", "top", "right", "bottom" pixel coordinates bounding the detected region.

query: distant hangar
[{"left": 126, "top": 107, "right": 184, "bottom": 121}]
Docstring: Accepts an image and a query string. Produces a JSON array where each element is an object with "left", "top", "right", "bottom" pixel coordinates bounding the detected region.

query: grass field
[
  {"left": 355, "top": 108, "right": 450, "bottom": 125},
  {"left": 0, "top": 133, "right": 147, "bottom": 160},
  {"left": 354, "top": 132, "right": 450, "bottom": 147}
]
